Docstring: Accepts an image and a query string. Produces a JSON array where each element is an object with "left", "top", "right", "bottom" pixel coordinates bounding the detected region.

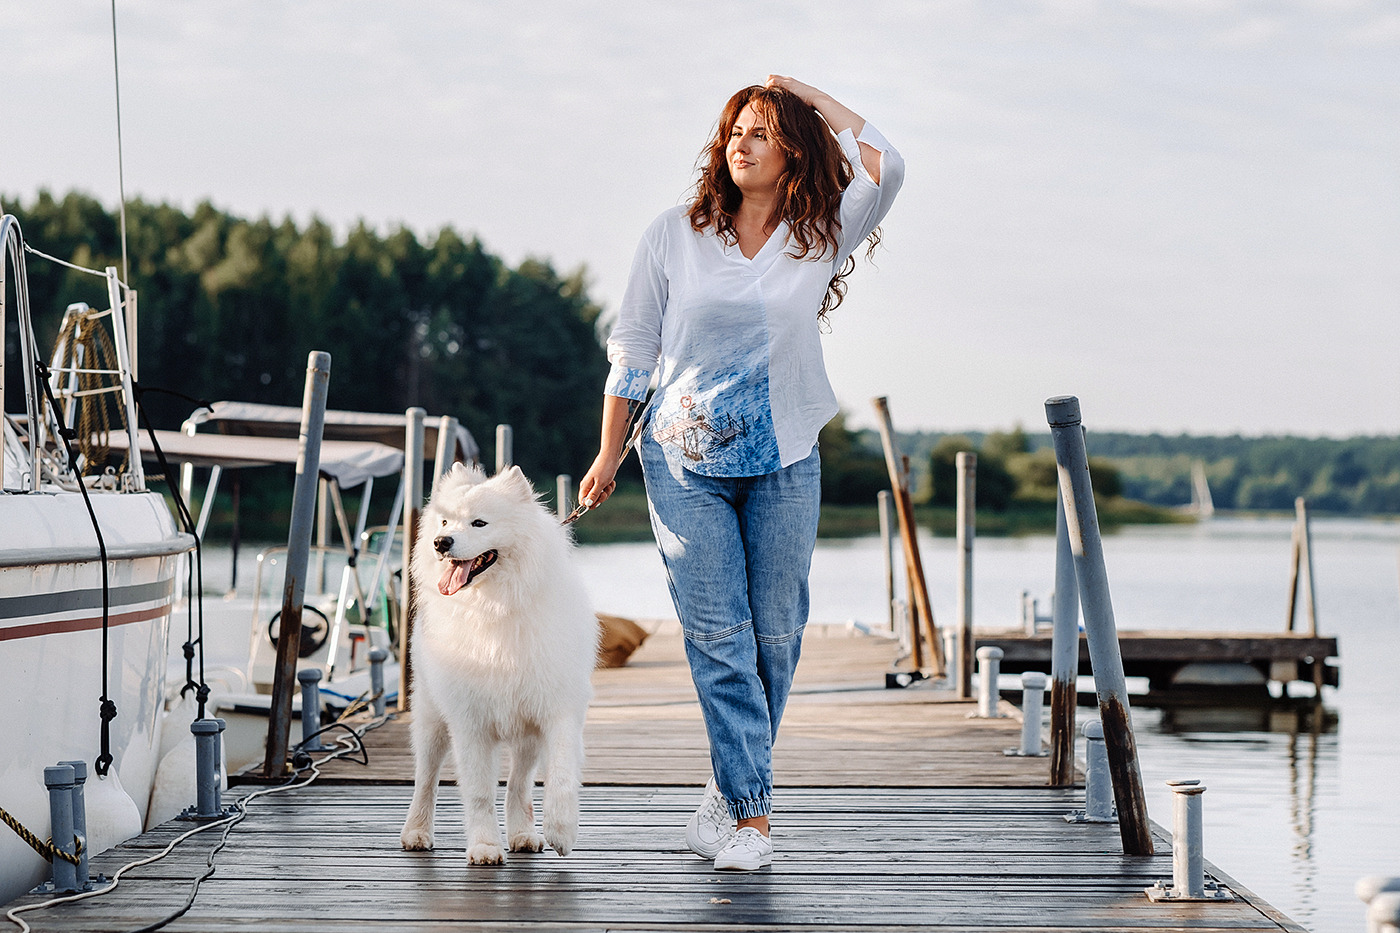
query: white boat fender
[{"left": 83, "top": 770, "right": 143, "bottom": 858}]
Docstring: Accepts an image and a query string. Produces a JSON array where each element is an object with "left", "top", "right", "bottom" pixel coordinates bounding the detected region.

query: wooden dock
[
  {"left": 977, "top": 628, "right": 1339, "bottom": 691},
  {"left": 4, "top": 625, "right": 1307, "bottom": 932}
]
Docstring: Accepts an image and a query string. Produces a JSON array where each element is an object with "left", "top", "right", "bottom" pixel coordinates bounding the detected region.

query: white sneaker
[
  {"left": 685, "top": 778, "right": 735, "bottom": 858},
  {"left": 714, "top": 826, "right": 773, "bottom": 871}
]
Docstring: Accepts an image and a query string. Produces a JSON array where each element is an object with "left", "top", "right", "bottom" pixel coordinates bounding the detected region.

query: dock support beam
[
  {"left": 399, "top": 408, "right": 425, "bottom": 713},
  {"left": 1049, "top": 488, "right": 1080, "bottom": 786},
  {"left": 264, "top": 351, "right": 330, "bottom": 778},
  {"left": 1046, "top": 395, "right": 1153, "bottom": 856},
  {"left": 956, "top": 451, "right": 976, "bottom": 698}
]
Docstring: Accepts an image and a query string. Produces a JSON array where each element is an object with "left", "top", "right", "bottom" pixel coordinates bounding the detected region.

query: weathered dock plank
[{"left": 2, "top": 629, "right": 1306, "bottom": 933}]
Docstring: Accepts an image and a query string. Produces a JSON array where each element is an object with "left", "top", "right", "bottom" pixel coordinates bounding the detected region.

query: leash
[{"left": 561, "top": 394, "right": 651, "bottom": 525}]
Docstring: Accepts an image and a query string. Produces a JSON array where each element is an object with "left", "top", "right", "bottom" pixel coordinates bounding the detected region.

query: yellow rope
[{"left": 0, "top": 805, "right": 82, "bottom": 866}]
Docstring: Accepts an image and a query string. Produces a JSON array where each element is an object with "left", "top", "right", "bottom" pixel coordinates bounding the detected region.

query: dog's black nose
[{"left": 433, "top": 535, "right": 453, "bottom": 554}]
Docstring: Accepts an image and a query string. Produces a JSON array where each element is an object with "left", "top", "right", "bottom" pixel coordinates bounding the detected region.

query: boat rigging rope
[
  {"left": 53, "top": 307, "right": 131, "bottom": 479},
  {"left": 34, "top": 359, "right": 116, "bottom": 777},
  {"left": 132, "top": 386, "right": 214, "bottom": 717},
  {"left": 0, "top": 807, "right": 82, "bottom": 867}
]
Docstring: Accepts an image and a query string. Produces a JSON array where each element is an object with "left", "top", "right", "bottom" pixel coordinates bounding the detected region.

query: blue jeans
[{"left": 641, "top": 437, "right": 822, "bottom": 820}]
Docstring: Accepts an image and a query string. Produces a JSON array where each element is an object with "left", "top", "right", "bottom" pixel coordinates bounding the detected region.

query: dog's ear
[
  {"left": 498, "top": 464, "right": 535, "bottom": 500},
  {"left": 449, "top": 461, "right": 487, "bottom": 486}
]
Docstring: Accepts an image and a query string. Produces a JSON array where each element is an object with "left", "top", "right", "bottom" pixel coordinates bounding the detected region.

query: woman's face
[{"left": 725, "top": 101, "right": 787, "bottom": 197}]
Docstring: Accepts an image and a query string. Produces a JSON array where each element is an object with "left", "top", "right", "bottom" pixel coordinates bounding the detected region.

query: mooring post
[
  {"left": 1296, "top": 497, "right": 1318, "bottom": 636},
  {"left": 399, "top": 407, "right": 425, "bottom": 713},
  {"left": 1146, "top": 780, "right": 1232, "bottom": 902},
  {"left": 974, "top": 646, "right": 1003, "bottom": 718},
  {"left": 183, "top": 718, "right": 229, "bottom": 819},
  {"left": 557, "top": 474, "right": 572, "bottom": 521},
  {"left": 369, "top": 646, "right": 389, "bottom": 717},
  {"left": 1357, "top": 877, "right": 1400, "bottom": 933},
  {"left": 1005, "top": 672, "right": 1047, "bottom": 756},
  {"left": 55, "top": 760, "right": 90, "bottom": 886},
  {"left": 878, "top": 490, "right": 897, "bottom": 636},
  {"left": 1065, "top": 720, "right": 1116, "bottom": 823},
  {"left": 495, "top": 423, "right": 513, "bottom": 473},
  {"left": 432, "top": 415, "right": 459, "bottom": 494},
  {"left": 1049, "top": 486, "right": 1080, "bottom": 786},
  {"left": 298, "top": 669, "right": 326, "bottom": 752},
  {"left": 1045, "top": 395, "right": 1153, "bottom": 856},
  {"left": 956, "top": 451, "right": 977, "bottom": 698},
  {"left": 263, "top": 350, "right": 330, "bottom": 778},
  {"left": 43, "top": 764, "right": 79, "bottom": 893}
]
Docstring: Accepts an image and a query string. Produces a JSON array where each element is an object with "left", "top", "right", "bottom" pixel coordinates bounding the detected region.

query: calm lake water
[{"left": 576, "top": 517, "right": 1400, "bottom": 933}]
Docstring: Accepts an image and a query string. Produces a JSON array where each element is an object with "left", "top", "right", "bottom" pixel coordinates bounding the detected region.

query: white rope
[{"left": 21, "top": 244, "right": 127, "bottom": 289}]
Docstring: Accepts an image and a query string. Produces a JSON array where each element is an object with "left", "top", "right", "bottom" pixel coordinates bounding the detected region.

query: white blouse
[{"left": 604, "top": 123, "right": 904, "bottom": 477}]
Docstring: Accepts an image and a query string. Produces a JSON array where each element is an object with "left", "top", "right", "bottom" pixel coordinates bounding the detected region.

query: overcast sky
[{"left": 3, "top": 1, "right": 1396, "bottom": 437}]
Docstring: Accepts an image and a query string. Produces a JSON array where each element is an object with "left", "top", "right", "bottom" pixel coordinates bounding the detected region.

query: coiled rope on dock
[{"left": 0, "top": 805, "right": 82, "bottom": 866}]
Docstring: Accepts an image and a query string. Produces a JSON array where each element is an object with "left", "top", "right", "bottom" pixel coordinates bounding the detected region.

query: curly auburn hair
[{"left": 688, "top": 84, "right": 880, "bottom": 322}]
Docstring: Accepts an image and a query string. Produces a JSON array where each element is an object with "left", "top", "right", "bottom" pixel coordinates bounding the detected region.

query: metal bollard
[
  {"left": 41, "top": 764, "right": 80, "bottom": 893},
  {"left": 495, "top": 424, "right": 513, "bottom": 472},
  {"left": 369, "top": 647, "right": 389, "bottom": 717},
  {"left": 181, "top": 718, "right": 232, "bottom": 820},
  {"left": 299, "top": 668, "right": 326, "bottom": 751},
  {"left": 557, "top": 474, "right": 572, "bottom": 521},
  {"left": 1146, "top": 780, "right": 1232, "bottom": 901},
  {"left": 1370, "top": 895, "right": 1400, "bottom": 933},
  {"left": 1358, "top": 878, "right": 1400, "bottom": 933},
  {"left": 1005, "top": 672, "right": 1048, "bottom": 756},
  {"left": 974, "top": 646, "right": 1003, "bottom": 718},
  {"left": 56, "top": 760, "right": 91, "bottom": 886},
  {"left": 1065, "top": 721, "right": 1117, "bottom": 823}
]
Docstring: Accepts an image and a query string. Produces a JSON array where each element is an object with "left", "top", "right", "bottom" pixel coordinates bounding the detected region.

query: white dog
[{"left": 399, "top": 463, "right": 598, "bottom": 864}]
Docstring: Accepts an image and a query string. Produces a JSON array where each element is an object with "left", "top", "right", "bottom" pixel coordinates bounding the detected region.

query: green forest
[{"left": 5, "top": 192, "right": 1396, "bottom": 541}]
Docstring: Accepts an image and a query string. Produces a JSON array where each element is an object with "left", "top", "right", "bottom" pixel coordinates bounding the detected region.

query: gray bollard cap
[
  {"left": 1021, "top": 672, "right": 1047, "bottom": 689},
  {"left": 44, "top": 764, "right": 76, "bottom": 788},
  {"left": 191, "top": 718, "right": 225, "bottom": 735},
  {"left": 369, "top": 647, "right": 388, "bottom": 662},
  {"left": 1082, "top": 720, "right": 1104, "bottom": 739},
  {"left": 1045, "top": 396, "right": 1082, "bottom": 427},
  {"left": 298, "top": 668, "right": 323, "bottom": 684},
  {"left": 976, "top": 646, "right": 1004, "bottom": 661},
  {"left": 57, "top": 759, "right": 87, "bottom": 782}
]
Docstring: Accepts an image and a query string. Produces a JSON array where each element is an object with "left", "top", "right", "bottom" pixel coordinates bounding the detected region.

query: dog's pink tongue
[{"left": 438, "top": 561, "right": 469, "bottom": 596}]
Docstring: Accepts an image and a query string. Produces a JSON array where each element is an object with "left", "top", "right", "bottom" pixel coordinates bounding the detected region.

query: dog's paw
[
  {"left": 509, "top": 831, "right": 546, "bottom": 853},
  {"left": 401, "top": 827, "right": 435, "bottom": 851},
  {"left": 467, "top": 842, "right": 507, "bottom": 865},
  {"left": 543, "top": 817, "right": 577, "bottom": 857}
]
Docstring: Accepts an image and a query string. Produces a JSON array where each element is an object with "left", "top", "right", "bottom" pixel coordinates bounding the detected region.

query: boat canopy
[
  {"left": 109, "top": 431, "right": 405, "bottom": 489},
  {"left": 183, "top": 401, "right": 479, "bottom": 464}
]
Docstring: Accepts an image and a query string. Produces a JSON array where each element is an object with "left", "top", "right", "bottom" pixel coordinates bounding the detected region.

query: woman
[{"left": 579, "top": 75, "right": 903, "bottom": 870}]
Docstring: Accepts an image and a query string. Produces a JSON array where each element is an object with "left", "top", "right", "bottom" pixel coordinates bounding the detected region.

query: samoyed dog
[{"left": 399, "top": 463, "right": 598, "bottom": 864}]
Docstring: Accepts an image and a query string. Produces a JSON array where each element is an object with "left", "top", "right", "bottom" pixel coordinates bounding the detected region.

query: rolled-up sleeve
[
  {"left": 835, "top": 122, "right": 905, "bottom": 266},
  {"left": 604, "top": 223, "right": 667, "bottom": 400}
]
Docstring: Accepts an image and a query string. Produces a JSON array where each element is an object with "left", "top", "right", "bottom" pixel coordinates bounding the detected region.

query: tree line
[{"left": 870, "top": 427, "right": 1400, "bottom": 517}]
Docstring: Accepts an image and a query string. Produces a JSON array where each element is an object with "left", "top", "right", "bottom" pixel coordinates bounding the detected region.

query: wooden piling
[{"left": 872, "top": 397, "right": 944, "bottom": 675}]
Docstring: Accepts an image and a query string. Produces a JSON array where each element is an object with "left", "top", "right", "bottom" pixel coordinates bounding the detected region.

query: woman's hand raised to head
[
  {"left": 765, "top": 74, "right": 823, "bottom": 105},
  {"left": 764, "top": 75, "right": 877, "bottom": 182}
]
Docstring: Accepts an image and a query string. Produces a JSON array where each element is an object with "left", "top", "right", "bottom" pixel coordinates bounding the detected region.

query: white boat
[
  {"left": 1, "top": 215, "right": 194, "bottom": 903},
  {"left": 109, "top": 402, "right": 477, "bottom": 772}
]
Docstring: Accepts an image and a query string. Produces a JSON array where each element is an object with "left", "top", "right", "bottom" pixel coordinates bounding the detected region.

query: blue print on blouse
[
  {"left": 651, "top": 350, "right": 780, "bottom": 478},
  {"left": 606, "top": 364, "right": 653, "bottom": 401}
]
